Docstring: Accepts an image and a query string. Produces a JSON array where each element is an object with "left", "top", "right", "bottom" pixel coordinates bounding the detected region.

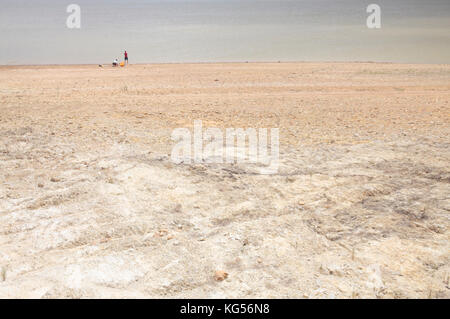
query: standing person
[{"left": 124, "top": 50, "right": 129, "bottom": 65}]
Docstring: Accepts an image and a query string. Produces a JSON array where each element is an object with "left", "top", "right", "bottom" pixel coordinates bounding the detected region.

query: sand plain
[{"left": 0, "top": 62, "right": 449, "bottom": 298}]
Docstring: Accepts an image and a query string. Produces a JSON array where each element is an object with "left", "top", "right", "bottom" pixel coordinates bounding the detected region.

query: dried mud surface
[{"left": 0, "top": 63, "right": 449, "bottom": 298}]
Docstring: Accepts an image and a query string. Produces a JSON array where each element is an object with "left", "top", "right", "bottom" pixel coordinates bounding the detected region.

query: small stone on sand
[{"left": 214, "top": 271, "right": 228, "bottom": 281}]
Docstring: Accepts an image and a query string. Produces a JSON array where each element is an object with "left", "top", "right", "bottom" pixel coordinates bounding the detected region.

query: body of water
[{"left": 1, "top": 0, "right": 449, "bottom": 64}]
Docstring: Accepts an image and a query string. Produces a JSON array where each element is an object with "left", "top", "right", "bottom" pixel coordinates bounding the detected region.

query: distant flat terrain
[{"left": 0, "top": 63, "right": 449, "bottom": 298}]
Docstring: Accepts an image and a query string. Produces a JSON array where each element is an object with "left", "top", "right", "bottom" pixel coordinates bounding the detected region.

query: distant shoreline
[{"left": 1, "top": 61, "right": 448, "bottom": 68}]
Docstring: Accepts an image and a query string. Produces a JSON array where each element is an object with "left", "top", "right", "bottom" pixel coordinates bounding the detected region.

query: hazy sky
[{"left": 1, "top": 0, "right": 449, "bottom": 64}]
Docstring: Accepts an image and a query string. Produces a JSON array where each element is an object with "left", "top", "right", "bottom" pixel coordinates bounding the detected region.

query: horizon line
[{"left": 1, "top": 60, "right": 449, "bottom": 68}]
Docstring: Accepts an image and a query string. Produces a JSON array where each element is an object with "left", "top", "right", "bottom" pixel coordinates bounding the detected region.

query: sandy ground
[{"left": 0, "top": 62, "right": 449, "bottom": 298}]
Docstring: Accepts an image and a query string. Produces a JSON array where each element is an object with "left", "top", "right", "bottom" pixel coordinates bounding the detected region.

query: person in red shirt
[{"left": 124, "top": 51, "right": 129, "bottom": 65}]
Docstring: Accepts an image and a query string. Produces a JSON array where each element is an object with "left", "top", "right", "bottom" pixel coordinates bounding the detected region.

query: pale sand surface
[{"left": 0, "top": 63, "right": 449, "bottom": 298}]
